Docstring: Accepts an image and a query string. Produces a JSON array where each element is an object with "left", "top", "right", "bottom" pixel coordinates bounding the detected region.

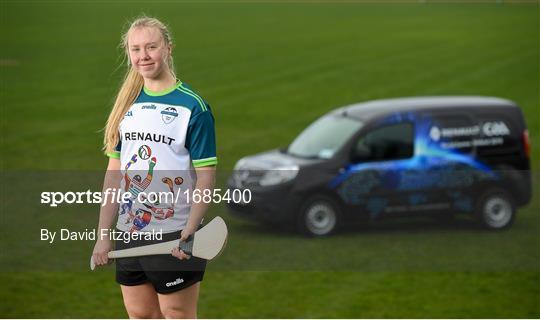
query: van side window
[{"left": 353, "top": 122, "right": 414, "bottom": 162}]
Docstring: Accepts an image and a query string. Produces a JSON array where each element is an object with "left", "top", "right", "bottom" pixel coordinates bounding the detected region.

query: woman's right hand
[{"left": 92, "top": 239, "right": 113, "bottom": 267}]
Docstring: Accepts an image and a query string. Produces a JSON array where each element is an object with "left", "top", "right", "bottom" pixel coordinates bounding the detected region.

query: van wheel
[
  {"left": 476, "top": 189, "right": 515, "bottom": 230},
  {"left": 298, "top": 196, "right": 340, "bottom": 237}
]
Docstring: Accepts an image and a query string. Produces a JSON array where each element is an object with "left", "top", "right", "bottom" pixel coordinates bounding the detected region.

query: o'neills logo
[
  {"left": 125, "top": 132, "right": 175, "bottom": 145},
  {"left": 166, "top": 277, "right": 184, "bottom": 287}
]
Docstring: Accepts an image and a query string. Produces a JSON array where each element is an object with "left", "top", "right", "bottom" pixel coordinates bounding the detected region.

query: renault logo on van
[
  {"left": 483, "top": 121, "right": 510, "bottom": 137},
  {"left": 429, "top": 126, "right": 441, "bottom": 141},
  {"left": 430, "top": 125, "right": 481, "bottom": 141}
]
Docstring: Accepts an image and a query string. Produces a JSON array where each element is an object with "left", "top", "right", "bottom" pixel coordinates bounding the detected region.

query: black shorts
[{"left": 115, "top": 228, "right": 206, "bottom": 294}]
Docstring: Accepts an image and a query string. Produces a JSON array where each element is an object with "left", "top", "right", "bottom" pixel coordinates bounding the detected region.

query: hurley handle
[{"left": 178, "top": 235, "right": 194, "bottom": 255}]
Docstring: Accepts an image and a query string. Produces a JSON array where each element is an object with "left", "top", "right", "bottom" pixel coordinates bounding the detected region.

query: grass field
[{"left": 1, "top": 1, "right": 539, "bottom": 318}]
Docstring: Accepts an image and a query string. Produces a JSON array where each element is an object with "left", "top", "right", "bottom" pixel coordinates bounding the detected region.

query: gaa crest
[{"left": 161, "top": 107, "right": 178, "bottom": 124}]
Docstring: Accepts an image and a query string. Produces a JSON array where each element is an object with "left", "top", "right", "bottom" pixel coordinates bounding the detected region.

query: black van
[{"left": 227, "top": 97, "right": 532, "bottom": 236}]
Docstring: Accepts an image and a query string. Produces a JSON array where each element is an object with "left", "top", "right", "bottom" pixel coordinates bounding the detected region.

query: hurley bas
[{"left": 40, "top": 228, "right": 163, "bottom": 244}]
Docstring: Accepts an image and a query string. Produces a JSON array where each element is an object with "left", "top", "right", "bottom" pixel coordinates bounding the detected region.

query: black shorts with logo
[{"left": 115, "top": 228, "right": 206, "bottom": 294}]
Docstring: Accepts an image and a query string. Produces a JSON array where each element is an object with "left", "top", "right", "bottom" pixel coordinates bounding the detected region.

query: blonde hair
[{"left": 103, "top": 16, "right": 175, "bottom": 154}]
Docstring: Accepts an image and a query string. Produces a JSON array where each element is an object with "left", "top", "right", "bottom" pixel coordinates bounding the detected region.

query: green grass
[
  {"left": 1, "top": 1, "right": 539, "bottom": 318},
  {"left": 1, "top": 271, "right": 539, "bottom": 318}
]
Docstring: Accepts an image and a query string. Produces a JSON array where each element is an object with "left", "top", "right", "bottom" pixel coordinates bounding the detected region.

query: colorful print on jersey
[
  {"left": 141, "top": 176, "right": 184, "bottom": 221},
  {"left": 119, "top": 147, "right": 158, "bottom": 231},
  {"left": 127, "top": 157, "right": 156, "bottom": 197},
  {"left": 130, "top": 208, "right": 153, "bottom": 232}
]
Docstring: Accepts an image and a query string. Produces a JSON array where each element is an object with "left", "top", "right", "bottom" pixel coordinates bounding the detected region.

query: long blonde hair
[{"left": 104, "top": 16, "right": 176, "bottom": 154}]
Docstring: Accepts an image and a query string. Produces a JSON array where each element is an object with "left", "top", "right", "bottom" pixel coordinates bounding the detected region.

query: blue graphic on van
[
  {"left": 366, "top": 197, "right": 388, "bottom": 217},
  {"left": 448, "top": 191, "right": 473, "bottom": 212},
  {"left": 332, "top": 112, "right": 498, "bottom": 215}
]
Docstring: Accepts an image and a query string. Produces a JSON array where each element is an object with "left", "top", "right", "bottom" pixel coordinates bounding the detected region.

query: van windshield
[{"left": 287, "top": 115, "right": 363, "bottom": 159}]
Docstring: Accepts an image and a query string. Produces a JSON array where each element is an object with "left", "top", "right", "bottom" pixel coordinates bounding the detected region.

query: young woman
[{"left": 92, "top": 17, "right": 217, "bottom": 318}]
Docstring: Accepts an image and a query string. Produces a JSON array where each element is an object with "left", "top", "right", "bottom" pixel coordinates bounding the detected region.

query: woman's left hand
[{"left": 171, "top": 226, "right": 197, "bottom": 260}]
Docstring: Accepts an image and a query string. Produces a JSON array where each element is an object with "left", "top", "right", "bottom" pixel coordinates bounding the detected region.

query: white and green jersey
[{"left": 107, "top": 81, "right": 217, "bottom": 233}]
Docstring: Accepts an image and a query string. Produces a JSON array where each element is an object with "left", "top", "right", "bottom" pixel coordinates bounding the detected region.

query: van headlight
[
  {"left": 234, "top": 158, "right": 248, "bottom": 170},
  {"left": 259, "top": 165, "right": 299, "bottom": 186}
]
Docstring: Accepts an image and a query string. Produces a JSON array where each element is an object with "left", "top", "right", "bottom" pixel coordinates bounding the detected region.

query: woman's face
[{"left": 127, "top": 26, "right": 171, "bottom": 80}]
